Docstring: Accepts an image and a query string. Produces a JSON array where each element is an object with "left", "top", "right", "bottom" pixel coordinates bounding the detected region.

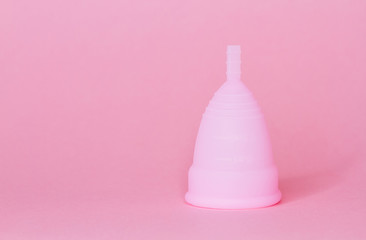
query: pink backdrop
[{"left": 1, "top": 0, "right": 366, "bottom": 239}]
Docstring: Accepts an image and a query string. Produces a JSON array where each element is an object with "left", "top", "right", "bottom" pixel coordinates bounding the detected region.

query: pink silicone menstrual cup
[{"left": 185, "top": 45, "right": 281, "bottom": 209}]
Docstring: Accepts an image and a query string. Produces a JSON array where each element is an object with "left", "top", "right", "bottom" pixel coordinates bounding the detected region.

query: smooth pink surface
[{"left": 0, "top": 0, "right": 365, "bottom": 239}]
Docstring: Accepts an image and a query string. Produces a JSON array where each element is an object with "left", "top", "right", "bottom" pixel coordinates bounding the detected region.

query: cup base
[{"left": 185, "top": 191, "right": 281, "bottom": 209}]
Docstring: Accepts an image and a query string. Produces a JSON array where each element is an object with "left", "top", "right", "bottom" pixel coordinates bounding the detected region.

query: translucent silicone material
[{"left": 185, "top": 45, "right": 281, "bottom": 209}]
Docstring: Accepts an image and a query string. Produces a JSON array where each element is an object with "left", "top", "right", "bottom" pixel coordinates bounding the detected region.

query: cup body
[{"left": 185, "top": 81, "right": 281, "bottom": 209}]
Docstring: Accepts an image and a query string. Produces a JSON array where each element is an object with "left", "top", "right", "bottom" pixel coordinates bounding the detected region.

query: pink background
[{"left": 1, "top": 0, "right": 366, "bottom": 239}]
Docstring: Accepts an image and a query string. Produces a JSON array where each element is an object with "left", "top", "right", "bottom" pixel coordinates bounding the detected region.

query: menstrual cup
[{"left": 185, "top": 45, "right": 281, "bottom": 209}]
